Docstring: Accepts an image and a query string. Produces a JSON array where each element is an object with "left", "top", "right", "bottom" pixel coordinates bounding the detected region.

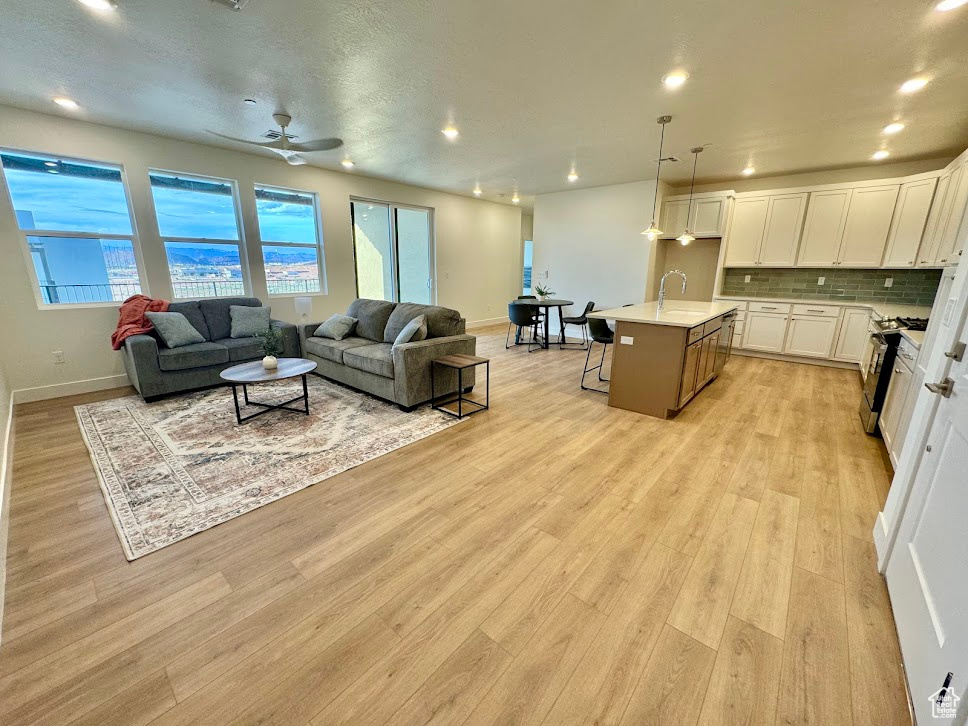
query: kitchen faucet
[{"left": 658, "top": 270, "right": 687, "bottom": 311}]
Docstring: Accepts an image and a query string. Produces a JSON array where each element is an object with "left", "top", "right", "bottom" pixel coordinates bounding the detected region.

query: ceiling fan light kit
[
  {"left": 212, "top": 0, "right": 252, "bottom": 11},
  {"left": 208, "top": 111, "right": 342, "bottom": 166}
]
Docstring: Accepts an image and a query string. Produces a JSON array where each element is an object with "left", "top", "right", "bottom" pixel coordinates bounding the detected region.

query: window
[
  {"left": 0, "top": 151, "right": 142, "bottom": 305},
  {"left": 255, "top": 185, "right": 323, "bottom": 295},
  {"left": 149, "top": 171, "right": 247, "bottom": 298},
  {"left": 351, "top": 200, "right": 433, "bottom": 304},
  {"left": 522, "top": 239, "right": 533, "bottom": 295}
]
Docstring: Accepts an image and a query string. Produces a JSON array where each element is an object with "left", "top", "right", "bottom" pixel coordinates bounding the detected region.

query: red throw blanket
[{"left": 111, "top": 294, "right": 170, "bottom": 350}]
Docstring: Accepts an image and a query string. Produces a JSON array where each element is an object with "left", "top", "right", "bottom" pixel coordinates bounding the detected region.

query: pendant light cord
[
  {"left": 651, "top": 121, "right": 667, "bottom": 221},
  {"left": 686, "top": 147, "right": 700, "bottom": 223}
]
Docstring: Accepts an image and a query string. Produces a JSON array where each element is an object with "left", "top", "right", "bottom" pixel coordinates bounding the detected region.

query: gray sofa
[
  {"left": 302, "top": 299, "right": 476, "bottom": 410},
  {"left": 122, "top": 297, "right": 299, "bottom": 401}
]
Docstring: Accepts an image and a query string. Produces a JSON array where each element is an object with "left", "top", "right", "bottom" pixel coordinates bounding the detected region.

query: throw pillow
[
  {"left": 392, "top": 314, "right": 428, "bottom": 347},
  {"left": 145, "top": 311, "right": 206, "bottom": 348},
  {"left": 230, "top": 305, "right": 271, "bottom": 339},
  {"left": 314, "top": 314, "right": 358, "bottom": 341}
]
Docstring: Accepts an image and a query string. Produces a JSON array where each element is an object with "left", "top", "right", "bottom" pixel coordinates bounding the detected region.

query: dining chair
[
  {"left": 506, "top": 302, "right": 541, "bottom": 351},
  {"left": 559, "top": 301, "right": 594, "bottom": 349},
  {"left": 581, "top": 315, "right": 613, "bottom": 392}
]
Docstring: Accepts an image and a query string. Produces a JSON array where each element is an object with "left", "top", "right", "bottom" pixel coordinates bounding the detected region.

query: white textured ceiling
[{"left": 1, "top": 0, "right": 967, "bottom": 208}]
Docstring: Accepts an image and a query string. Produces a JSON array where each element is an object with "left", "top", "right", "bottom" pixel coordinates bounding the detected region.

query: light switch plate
[
  {"left": 620, "top": 336, "right": 634, "bottom": 345},
  {"left": 818, "top": 276, "right": 825, "bottom": 285},
  {"left": 744, "top": 275, "right": 751, "bottom": 283},
  {"left": 884, "top": 277, "right": 893, "bottom": 288}
]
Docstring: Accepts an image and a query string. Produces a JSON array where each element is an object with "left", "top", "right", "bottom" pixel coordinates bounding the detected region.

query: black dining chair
[
  {"left": 581, "top": 316, "right": 614, "bottom": 392},
  {"left": 558, "top": 301, "right": 594, "bottom": 349},
  {"left": 506, "top": 302, "right": 541, "bottom": 351}
]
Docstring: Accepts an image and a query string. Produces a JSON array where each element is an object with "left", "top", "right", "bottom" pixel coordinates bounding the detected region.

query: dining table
[{"left": 509, "top": 298, "right": 574, "bottom": 350}]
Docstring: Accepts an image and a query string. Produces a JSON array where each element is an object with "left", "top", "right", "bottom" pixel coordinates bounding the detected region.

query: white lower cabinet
[
  {"left": 880, "top": 356, "right": 912, "bottom": 460},
  {"left": 833, "top": 308, "right": 873, "bottom": 362},
  {"left": 783, "top": 315, "right": 838, "bottom": 358},
  {"left": 742, "top": 312, "right": 789, "bottom": 353}
]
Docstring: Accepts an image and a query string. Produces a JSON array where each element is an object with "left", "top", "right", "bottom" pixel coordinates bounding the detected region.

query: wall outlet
[
  {"left": 884, "top": 277, "right": 894, "bottom": 288},
  {"left": 620, "top": 335, "right": 634, "bottom": 345},
  {"left": 52, "top": 350, "right": 65, "bottom": 364},
  {"left": 744, "top": 275, "right": 751, "bottom": 283},
  {"left": 817, "top": 276, "right": 825, "bottom": 285}
]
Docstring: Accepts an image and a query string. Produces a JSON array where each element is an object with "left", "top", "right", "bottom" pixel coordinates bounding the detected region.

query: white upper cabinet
[
  {"left": 659, "top": 199, "right": 691, "bottom": 238},
  {"left": 936, "top": 159, "right": 967, "bottom": 265},
  {"left": 691, "top": 197, "right": 728, "bottom": 236},
  {"left": 723, "top": 197, "right": 768, "bottom": 266},
  {"left": 883, "top": 178, "right": 937, "bottom": 268},
  {"left": 658, "top": 193, "right": 730, "bottom": 239},
  {"left": 838, "top": 185, "right": 900, "bottom": 266},
  {"left": 797, "top": 189, "right": 852, "bottom": 266},
  {"left": 918, "top": 169, "right": 952, "bottom": 267},
  {"left": 723, "top": 192, "right": 806, "bottom": 267}
]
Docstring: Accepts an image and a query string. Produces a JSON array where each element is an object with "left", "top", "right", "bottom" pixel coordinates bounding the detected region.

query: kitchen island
[{"left": 588, "top": 300, "right": 740, "bottom": 418}]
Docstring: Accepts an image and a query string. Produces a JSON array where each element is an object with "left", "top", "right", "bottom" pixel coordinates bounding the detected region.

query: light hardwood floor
[{"left": 0, "top": 325, "right": 912, "bottom": 725}]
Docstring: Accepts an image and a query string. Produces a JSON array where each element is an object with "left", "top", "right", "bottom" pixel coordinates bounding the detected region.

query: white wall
[
  {"left": 0, "top": 359, "right": 12, "bottom": 646},
  {"left": 532, "top": 180, "right": 664, "bottom": 336},
  {"left": 0, "top": 106, "right": 522, "bottom": 397}
]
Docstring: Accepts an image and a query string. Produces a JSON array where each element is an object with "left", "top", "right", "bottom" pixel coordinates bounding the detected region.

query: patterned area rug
[{"left": 75, "top": 377, "right": 463, "bottom": 560}]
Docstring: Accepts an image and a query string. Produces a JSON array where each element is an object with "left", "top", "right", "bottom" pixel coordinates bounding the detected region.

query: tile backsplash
[{"left": 721, "top": 267, "right": 942, "bottom": 306}]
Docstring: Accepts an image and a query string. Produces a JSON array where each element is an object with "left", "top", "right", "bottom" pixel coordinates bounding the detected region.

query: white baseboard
[
  {"left": 466, "top": 317, "right": 507, "bottom": 329},
  {"left": 0, "top": 381, "right": 15, "bottom": 647},
  {"left": 732, "top": 349, "right": 860, "bottom": 371},
  {"left": 873, "top": 511, "right": 891, "bottom": 572},
  {"left": 12, "top": 374, "right": 131, "bottom": 404}
]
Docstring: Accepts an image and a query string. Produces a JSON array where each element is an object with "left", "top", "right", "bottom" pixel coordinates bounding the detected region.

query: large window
[
  {"left": 522, "top": 239, "right": 533, "bottom": 295},
  {"left": 0, "top": 151, "right": 142, "bottom": 305},
  {"left": 255, "top": 185, "right": 323, "bottom": 295},
  {"left": 351, "top": 200, "right": 434, "bottom": 304},
  {"left": 149, "top": 171, "right": 247, "bottom": 299}
]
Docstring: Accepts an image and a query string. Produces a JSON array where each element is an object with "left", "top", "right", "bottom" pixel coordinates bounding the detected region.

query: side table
[{"left": 431, "top": 354, "right": 490, "bottom": 419}]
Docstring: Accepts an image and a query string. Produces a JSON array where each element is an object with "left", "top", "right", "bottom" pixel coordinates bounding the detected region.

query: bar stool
[{"left": 581, "top": 316, "right": 613, "bottom": 393}]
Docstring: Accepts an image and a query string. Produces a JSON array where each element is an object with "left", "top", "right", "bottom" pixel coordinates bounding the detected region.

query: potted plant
[
  {"left": 534, "top": 284, "right": 555, "bottom": 302},
  {"left": 258, "top": 327, "right": 285, "bottom": 370}
]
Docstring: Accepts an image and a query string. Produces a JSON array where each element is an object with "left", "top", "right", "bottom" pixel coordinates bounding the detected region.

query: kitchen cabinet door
[
  {"left": 798, "top": 189, "right": 852, "bottom": 266},
  {"left": 690, "top": 197, "right": 727, "bottom": 236},
  {"left": 783, "top": 315, "right": 838, "bottom": 359},
  {"left": 879, "top": 358, "right": 911, "bottom": 456},
  {"left": 833, "top": 308, "right": 872, "bottom": 363},
  {"left": 935, "top": 161, "right": 967, "bottom": 265},
  {"left": 742, "top": 312, "right": 789, "bottom": 353},
  {"left": 838, "top": 185, "right": 900, "bottom": 267},
  {"left": 759, "top": 193, "right": 808, "bottom": 266},
  {"left": 882, "top": 178, "right": 937, "bottom": 268},
  {"left": 892, "top": 362, "right": 924, "bottom": 465},
  {"left": 660, "top": 199, "right": 691, "bottom": 238},
  {"left": 679, "top": 340, "right": 702, "bottom": 407},
  {"left": 917, "top": 169, "right": 951, "bottom": 267},
  {"left": 723, "top": 197, "right": 768, "bottom": 266},
  {"left": 700, "top": 331, "right": 720, "bottom": 385}
]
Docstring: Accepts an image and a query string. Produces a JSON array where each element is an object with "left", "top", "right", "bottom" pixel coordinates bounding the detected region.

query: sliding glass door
[{"left": 351, "top": 200, "right": 433, "bottom": 304}]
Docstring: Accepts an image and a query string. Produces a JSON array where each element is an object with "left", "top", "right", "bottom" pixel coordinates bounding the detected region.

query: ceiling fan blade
[
  {"left": 291, "top": 137, "right": 344, "bottom": 152},
  {"left": 270, "top": 148, "right": 307, "bottom": 165},
  {"left": 207, "top": 130, "right": 278, "bottom": 148}
]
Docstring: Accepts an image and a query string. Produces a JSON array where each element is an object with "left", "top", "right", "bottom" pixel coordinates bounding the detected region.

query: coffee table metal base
[{"left": 230, "top": 374, "right": 310, "bottom": 424}]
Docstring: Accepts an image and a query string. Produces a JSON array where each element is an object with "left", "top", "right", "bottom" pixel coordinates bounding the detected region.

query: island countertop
[{"left": 588, "top": 300, "right": 740, "bottom": 328}]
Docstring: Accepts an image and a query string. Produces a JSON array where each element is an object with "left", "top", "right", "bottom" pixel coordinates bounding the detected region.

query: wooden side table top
[{"left": 432, "top": 354, "right": 489, "bottom": 370}]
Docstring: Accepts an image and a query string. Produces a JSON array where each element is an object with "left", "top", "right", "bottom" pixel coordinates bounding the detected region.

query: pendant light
[
  {"left": 641, "top": 115, "right": 672, "bottom": 240},
  {"left": 676, "top": 146, "right": 704, "bottom": 246}
]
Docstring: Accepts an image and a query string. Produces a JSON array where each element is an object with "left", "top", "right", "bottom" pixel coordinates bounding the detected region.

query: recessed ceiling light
[
  {"left": 899, "top": 78, "right": 929, "bottom": 94},
  {"left": 511, "top": 193, "right": 520, "bottom": 204},
  {"left": 47, "top": 169, "right": 60, "bottom": 174},
  {"left": 441, "top": 126, "right": 459, "bottom": 140},
  {"left": 473, "top": 185, "right": 482, "bottom": 196},
  {"left": 44, "top": 161, "right": 58, "bottom": 167},
  {"left": 243, "top": 99, "right": 257, "bottom": 106},
  {"left": 52, "top": 97, "right": 79, "bottom": 110},
  {"left": 742, "top": 166, "right": 755, "bottom": 176},
  {"left": 340, "top": 159, "right": 355, "bottom": 169},
  {"left": 567, "top": 170, "right": 579, "bottom": 183},
  {"left": 883, "top": 122, "right": 905, "bottom": 135},
  {"left": 872, "top": 150, "right": 890, "bottom": 161},
  {"left": 77, "top": 0, "right": 117, "bottom": 11},
  {"left": 936, "top": 0, "right": 967, "bottom": 10},
  {"left": 662, "top": 71, "right": 689, "bottom": 89}
]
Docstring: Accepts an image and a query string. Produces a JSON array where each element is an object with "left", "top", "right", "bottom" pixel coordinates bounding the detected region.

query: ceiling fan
[{"left": 209, "top": 113, "right": 343, "bottom": 166}]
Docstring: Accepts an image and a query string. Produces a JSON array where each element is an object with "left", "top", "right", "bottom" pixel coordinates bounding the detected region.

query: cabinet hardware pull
[
  {"left": 895, "top": 368, "right": 902, "bottom": 374},
  {"left": 925, "top": 378, "right": 954, "bottom": 398},
  {"left": 944, "top": 342, "right": 966, "bottom": 362},
  {"left": 807, "top": 309, "right": 824, "bottom": 313}
]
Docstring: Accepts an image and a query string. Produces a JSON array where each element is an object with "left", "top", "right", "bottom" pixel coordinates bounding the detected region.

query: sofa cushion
[
  {"left": 346, "top": 299, "right": 396, "bottom": 342},
  {"left": 200, "top": 297, "right": 262, "bottom": 342},
  {"left": 384, "top": 303, "right": 463, "bottom": 342},
  {"left": 146, "top": 311, "right": 207, "bottom": 348},
  {"left": 304, "top": 336, "right": 374, "bottom": 364},
  {"left": 230, "top": 305, "right": 271, "bottom": 338},
  {"left": 392, "top": 314, "right": 428, "bottom": 347},
  {"left": 157, "top": 342, "right": 229, "bottom": 372},
  {"left": 167, "top": 300, "right": 211, "bottom": 340},
  {"left": 217, "top": 337, "right": 264, "bottom": 362},
  {"left": 314, "top": 313, "right": 358, "bottom": 341},
  {"left": 343, "top": 343, "right": 395, "bottom": 378}
]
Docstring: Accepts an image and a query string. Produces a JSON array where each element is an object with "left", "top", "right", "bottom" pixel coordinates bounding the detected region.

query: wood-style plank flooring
[{"left": 0, "top": 325, "right": 912, "bottom": 725}]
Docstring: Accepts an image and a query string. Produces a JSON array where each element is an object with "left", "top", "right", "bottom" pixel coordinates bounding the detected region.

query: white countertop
[
  {"left": 900, "top": 329, "right": 925, "bottom": 349},
  {"left": 713, "top": 294, "right": 932, "bottom": 320},
  {"left": 589, "top": 300, "right": 739, "bottom": 328}
]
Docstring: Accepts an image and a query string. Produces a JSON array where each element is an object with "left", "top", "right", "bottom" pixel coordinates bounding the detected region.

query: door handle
[
  {"left": 925, "top": 378, "right": 954, "bottom": 398},
  {"left": 944, "top": 342, "right": 965, "bottom": 362}
]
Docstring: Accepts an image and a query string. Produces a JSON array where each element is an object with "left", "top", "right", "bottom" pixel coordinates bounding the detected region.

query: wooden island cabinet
[{"left": 589, "top": 301, "right": 739, "bottom": 418}]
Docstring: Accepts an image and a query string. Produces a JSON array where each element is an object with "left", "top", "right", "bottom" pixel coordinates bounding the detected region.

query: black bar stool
[{"left": 581, "top": 316, "right": 613, "bottom": 392}]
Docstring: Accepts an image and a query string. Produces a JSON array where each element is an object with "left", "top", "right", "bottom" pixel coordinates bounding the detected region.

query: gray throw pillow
[
  {"left": 314, "top": 314, "right": 358, "bottom": 341},
  {"left": 230, "top": 305, "right": 271, "bottom": 338},
  {"left": 146, "top": 311, "right": 206, "bottom": 348},
  {"left": 392, "top": 314, "right": 428, "bottom": 347}
]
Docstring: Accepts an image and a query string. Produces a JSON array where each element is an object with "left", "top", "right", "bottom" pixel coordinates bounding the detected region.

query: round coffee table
[{"left": 220, "top": 358, "right": 317, "bottom": 424}]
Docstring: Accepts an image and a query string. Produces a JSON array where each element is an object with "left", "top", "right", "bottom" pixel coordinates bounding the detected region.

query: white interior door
[{"left": 885, "top": 314, "right": 968, "bottom": 725}]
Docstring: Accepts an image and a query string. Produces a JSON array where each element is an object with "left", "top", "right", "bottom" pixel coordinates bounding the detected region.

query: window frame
[
  {"left": 0, "top": 147, "right": 148, "bottom": 310},
  {"left": 149, "top": 168, "right": 251, "bottom": 301},
  {"left": 253, "top": 182, "right": 327, "bottom": 298}
]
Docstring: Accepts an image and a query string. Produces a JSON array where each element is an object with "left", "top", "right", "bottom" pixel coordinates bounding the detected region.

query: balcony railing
[
  {"left": 40, "top": 283, "right": 141, "bottom": 304},
  {"left": 171, "top": 280, "right": 246, "bottom": 298},
  {"left": 266, "top": 279, "right": 321, "bottom": 295}
]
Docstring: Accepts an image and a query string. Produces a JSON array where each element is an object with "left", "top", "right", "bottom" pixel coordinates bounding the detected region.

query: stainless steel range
[{"left": 859, "top": 316, "right": 928, "bottom": 434}]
